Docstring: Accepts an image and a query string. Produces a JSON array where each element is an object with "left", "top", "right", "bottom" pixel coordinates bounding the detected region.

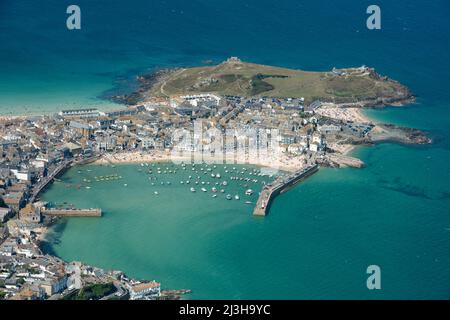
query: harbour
[{"left": 1, "top": 0, "right": 449, "bottom": 301}]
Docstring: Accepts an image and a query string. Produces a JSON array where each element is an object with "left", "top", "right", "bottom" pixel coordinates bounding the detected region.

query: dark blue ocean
[{"left": 2, "top": 0, "right": 450, "bottom": 299}]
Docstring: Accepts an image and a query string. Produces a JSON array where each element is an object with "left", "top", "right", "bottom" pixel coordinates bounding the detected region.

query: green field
[
  {"left": 62, "top": 283, "right": 116, "bottom": 300},
  {"left": 149, "top": 59, "right": 411, "bottom": 104}
]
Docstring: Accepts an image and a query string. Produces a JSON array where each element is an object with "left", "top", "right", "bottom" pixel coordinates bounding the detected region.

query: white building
[
  {"left": 10, "top": 169, "right": 30, "bottom": 182},
  {"left": 309, "top": 143, "right": 319, "bottom": 152},
  {"left": 129, "top": 281, "right": 161, "bottom": 300}
]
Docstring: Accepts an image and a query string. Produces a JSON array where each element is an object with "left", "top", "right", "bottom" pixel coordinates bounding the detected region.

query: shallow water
[{"left": 3, "top": 0, "right": 450, "bottom": 299}]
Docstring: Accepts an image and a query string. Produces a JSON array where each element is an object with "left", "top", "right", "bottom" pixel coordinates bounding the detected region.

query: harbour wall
[
  {"left": 42, "top": 208, "right": 102, "bottom": 217},
  {"left": 253, "top": 164, "right": 319, "bottom": 217}
]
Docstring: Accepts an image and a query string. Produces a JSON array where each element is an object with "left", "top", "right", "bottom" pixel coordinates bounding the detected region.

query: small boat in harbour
[
  {"left": 234, "top": 195, "right": 240, "bottom": 200},
  {"left": 226, "top": 194, "right": 232, "bottom": 200},
  {"left": 201, "top": 188, "right": 207, "bottom": 192},
  {"left": 190, "top": 187, "right": 196, "bottom": 192}
]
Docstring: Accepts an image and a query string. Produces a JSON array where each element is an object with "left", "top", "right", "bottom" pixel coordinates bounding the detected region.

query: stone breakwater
[{"left": 42, "top": 208, "right": 102, "bottom": 217}]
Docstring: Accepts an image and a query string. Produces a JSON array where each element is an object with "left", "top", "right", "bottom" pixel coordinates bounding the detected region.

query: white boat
[
  {"left": 222, "top": 181, "right": 228, "bottom": 186},
  {"left": 190, "top": 187, "right": 196, "bottom": 192},
  {"left": 245, "top": 201, "right": 253, "bottom": 205},
  {"left": 226, "top": 194, "right": 232, "bottom": 200},
  {"left": 245, "top": 189, "right": 253, "bottom": 196},
  {"left": 180, "top": 181, "right": 184, "bottom": 184},
  {"left": 216, "top": 174, "right": 221, "bottom": 179},
  {"left": 85, "top": 186, "right": 91, "bottom": 189},
  {"left": 124, "top": 184, "right": 128, "bottom": 187},
  {"left": 235, "top": 195, "right": 240, "bottom": 200},
  {"left": 212, "top": 194, "right": 217, "bottom": 198},
  {"left": 201, "top": 188, "right": 207, "bottom": 192},
  {"left": 220, "top": 189, "right": 225, "bottom": 193},
  {"left": 212, "top": 187, "right": 218, "bottom": 193},
  {"left": 154, "top": 191, "right": 159, "bottom": 195}
]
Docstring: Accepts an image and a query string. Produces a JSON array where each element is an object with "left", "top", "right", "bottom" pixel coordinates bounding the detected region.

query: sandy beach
[
  {"left": 327, "top": 143, "right": 356, "bottom": 156},
  {"left": 94, "top": 150, "right": 307, "bottom": 173},
  {"left": 315, "top": 105, "right": 372, "bottom": 123}
]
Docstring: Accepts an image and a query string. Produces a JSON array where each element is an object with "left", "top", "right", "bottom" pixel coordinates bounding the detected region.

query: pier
[
  {"left": 253, "top": 164, "right": 319, "bottom": 217},
  {"left": 42, "top": 208, "right": 102, "bottom": 217}
]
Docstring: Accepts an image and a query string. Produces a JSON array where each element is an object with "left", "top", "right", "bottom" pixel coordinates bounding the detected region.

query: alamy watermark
[
  {"left": 366, "top": 265, "right": 381, "bottom": 290},
  {"left": 66, "top": 5, "right": 81, "bottom": 30},
  {"left": 170, "top": 120, "right": 283, "bottom": 171},
  {"left": 366, "top": 5, "right": 381, "bottom": 30}
]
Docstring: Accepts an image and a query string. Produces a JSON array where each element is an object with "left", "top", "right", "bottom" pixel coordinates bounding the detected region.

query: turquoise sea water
[{"left": 2, "top": 0, "right": 450, "bottom": 298}]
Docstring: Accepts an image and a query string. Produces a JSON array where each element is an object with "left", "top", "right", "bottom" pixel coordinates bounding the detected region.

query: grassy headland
[{"left": 143, "top": 58, "right": 413, "bottom": 106}]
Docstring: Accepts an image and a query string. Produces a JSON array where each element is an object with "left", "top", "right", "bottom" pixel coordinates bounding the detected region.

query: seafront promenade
[{"left": 30, "top": 161, "right": 72, "bottom": 203}]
